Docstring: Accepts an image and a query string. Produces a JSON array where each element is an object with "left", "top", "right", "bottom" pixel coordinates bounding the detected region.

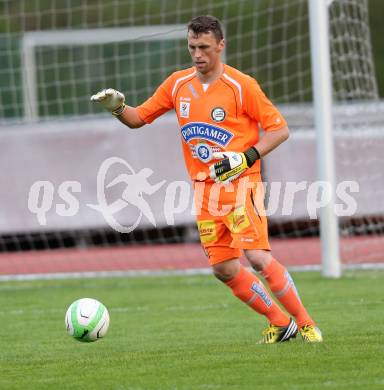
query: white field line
[
  {"left": 0, "top": 299, "right": 382, "bottom": 317},
  {"left": 1, "top": 263, "right": 384, "bottom": 282},
  {"left": 0, "top": 303, "right": 232, "bottom": 317}
]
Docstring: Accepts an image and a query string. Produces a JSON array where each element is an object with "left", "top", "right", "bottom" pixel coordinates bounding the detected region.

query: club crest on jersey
[
  {"left": 211, "top": 107, "right": 226, "bottom": 122},
  {"left": 190, "top": 143, "right": 221, "bottom": 163},
  {"left": 181, "top": 122, "right": 233, "bottom": 146},
  {"left": 180, "top": 102, "right": 190, "bottom": 118},
  {"left": 195, "top": 142, "right": 213, "bottom": 163}
]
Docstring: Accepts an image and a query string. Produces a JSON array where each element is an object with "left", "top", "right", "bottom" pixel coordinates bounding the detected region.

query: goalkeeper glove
[
  {"left": 209, "top": 146, "right": 260, "bottom": 185},
  {"left": 90, "top": 88, "right": 126, "bottom": 116}
]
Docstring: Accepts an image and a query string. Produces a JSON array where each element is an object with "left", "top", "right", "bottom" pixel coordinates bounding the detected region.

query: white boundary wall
[{"left": 0, "top": 105, "right": 383, "bottom": 235}]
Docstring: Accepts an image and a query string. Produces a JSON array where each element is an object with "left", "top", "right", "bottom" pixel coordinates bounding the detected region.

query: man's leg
[
  {"left": 195, "top": 177, "right": 296, "bottom": 343},
  {"left": 211, "top": 258, "right": 297, "bottom": 343},
  {"left": 245, "top": 249, "right": 322, "bottom": 342},
  {"left": 213, "top": 258, "right": 290, "bottom": 326}
]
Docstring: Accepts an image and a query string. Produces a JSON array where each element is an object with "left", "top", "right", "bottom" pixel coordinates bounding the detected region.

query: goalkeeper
[{"left": 91, "top": 15, "right": 322, "bottom": 344}]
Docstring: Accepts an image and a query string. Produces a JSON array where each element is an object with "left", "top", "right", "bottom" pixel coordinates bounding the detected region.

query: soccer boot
[
  {"left": 259, "top": 318, "right": 298, "bottom": 344},
  {"left": 299, "top": 325, "right": 323, "bottom": 342}
]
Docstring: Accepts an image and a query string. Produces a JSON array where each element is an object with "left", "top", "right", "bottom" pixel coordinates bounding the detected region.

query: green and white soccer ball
[{"left": 65, "top": 298, "right": 110, "bottom": 342}]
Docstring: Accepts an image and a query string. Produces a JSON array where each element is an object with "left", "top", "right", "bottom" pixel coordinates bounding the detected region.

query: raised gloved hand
[
  {"left": 90, "top": 88, "right": 126, "bottom": 116},
  {"left": 209, "top": 146, "right": 260, "bottom": 185}
]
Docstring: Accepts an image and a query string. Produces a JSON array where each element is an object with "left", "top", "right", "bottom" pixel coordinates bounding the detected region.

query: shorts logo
[
  {"left": 250, "top": 282, "right": 272, "bottom": 307},
  {"left": 180, "top": 102, "right": 190, "bottom": 118},
  {"left": 211, "top": 107, "right": 226, "bottom": 122},
  {"left": 227, "top": 206, "right": 250, "bottom": 233},
  {"left": 240, "top": 237, "right": 254, "bottom": 242},
  {"left": 197, "top": 220, "right": 217, "bottom": 244},
  {"left": 181, "top": 122, "right": 233, "bottom": 146}
]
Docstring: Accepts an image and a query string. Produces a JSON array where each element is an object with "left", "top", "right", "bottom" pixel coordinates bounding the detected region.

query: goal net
[{"left": 0, "top": 0, "right": 382, "bottom": 279}]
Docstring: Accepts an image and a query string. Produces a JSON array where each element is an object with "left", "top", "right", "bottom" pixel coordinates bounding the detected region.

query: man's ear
[{"left": 219, "top": 39, "right": 225, "bottom": 51}]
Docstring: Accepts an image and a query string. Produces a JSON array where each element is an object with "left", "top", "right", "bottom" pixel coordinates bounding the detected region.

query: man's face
[{"left": 187, "top": 31, "right": 224, "bottom": 74}]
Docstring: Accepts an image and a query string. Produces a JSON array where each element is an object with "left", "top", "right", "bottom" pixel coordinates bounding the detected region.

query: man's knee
[
  {"left": 212, "top": 259, "right": 240, "bottom": 282},
  {"left": 244, "top": 249, "right": 272, "bottom": 271}
]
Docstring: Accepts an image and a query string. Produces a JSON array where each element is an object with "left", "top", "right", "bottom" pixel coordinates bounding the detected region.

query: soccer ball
[{"left": 65, "top": 298, "right": 110, "bottom": 342}]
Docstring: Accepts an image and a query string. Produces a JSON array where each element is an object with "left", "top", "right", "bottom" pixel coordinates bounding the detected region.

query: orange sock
[
  {"left": 225, "top": 266, "right": 290, "bottom": 326},
  {"left": 261, "top": 258, "right": 315, "bottom": 328}
]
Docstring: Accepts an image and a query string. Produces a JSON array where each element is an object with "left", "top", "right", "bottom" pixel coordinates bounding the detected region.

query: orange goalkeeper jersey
[{"left": 136, "top": 64, "right": 287, "bottom": 181}]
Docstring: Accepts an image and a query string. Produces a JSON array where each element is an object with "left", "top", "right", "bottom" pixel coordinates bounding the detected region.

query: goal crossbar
[{"left": 21, "top": 25, "right": 187, "bottom": 121}]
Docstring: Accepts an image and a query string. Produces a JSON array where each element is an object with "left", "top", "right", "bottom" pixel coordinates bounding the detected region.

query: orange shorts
[{"left": 194, "top": 173, "right": 270, "bottom": 265}]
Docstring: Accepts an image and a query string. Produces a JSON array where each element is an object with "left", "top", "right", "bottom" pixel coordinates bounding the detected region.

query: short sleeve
[
  {"left": 136, "top": 75, "right": 175, "bottom": 124},
  {"left": 243, "top": 77, "right": 287, "bottom": 132}
]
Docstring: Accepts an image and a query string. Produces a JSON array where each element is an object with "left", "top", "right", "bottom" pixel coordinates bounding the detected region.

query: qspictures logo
[{"left": 28, "top": 157, "right": 360, "bottom": 233}]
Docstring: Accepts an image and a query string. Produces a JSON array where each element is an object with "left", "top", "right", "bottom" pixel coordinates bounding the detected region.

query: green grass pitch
[{"left": 1, "top": 270, "right": 383, "bottom": 390}]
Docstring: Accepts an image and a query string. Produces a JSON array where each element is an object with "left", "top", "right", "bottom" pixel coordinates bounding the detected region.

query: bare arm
[
  {"left": 116, "top": 105, "right": 146, "bottom": 129},
  {"left": 254, "top": 125, "right": 289, "bottom": 157}
]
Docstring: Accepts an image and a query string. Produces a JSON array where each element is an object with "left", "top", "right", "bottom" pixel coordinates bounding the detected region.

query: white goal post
[
  {"left": 21, "top": 25, "right": 187, "bottom": 121},
  {"left": 308, "top": 0, "right": 341, "bottom": 278}
]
